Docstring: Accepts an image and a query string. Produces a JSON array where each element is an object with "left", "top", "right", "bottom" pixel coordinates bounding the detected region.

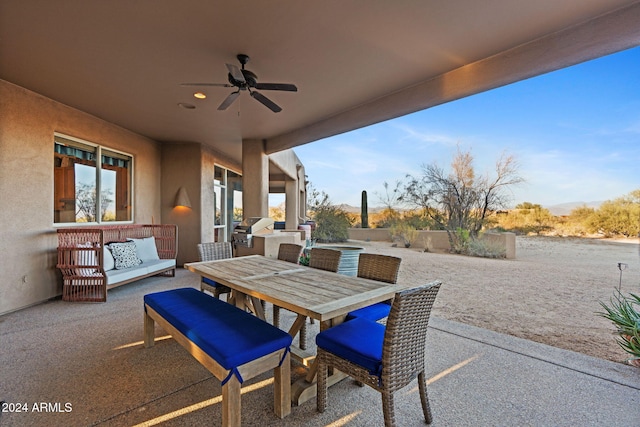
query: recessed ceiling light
[
  {"left": 178, "top": 103, "right": 196, "bottom": 109},
  {"left": 193, "top": 92, "right": 207, "bottom": 99}
]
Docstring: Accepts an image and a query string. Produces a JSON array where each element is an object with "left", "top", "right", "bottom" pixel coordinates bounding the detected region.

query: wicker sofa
[{"left": 57, "top": 224, "right": 177, "bottom": 302}]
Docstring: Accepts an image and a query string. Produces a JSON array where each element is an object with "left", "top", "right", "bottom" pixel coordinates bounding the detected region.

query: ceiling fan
[{"left": 181, "top": 54, "right": 297, "bottom": 113}]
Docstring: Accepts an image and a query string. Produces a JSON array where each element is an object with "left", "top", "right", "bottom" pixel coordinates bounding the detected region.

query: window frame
[
  {"left": 53, "top": 132, "right": 134, "bottom": 226},
  {"left": 213, "top": 165, "right": 242, "bottom": 242}
]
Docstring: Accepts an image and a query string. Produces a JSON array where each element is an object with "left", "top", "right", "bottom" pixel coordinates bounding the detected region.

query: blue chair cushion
[
  {"left": 202, "top": 277, "right": 223, "bottom": 288},
  {"left": 316, "top": 317, "right": 385, "bottom": 377},
  {"left": 346, "top": 302, "right": 391, "bottom": 321},
  {"left": 144, "top": 288, "right": 292, "bottom": 381}
]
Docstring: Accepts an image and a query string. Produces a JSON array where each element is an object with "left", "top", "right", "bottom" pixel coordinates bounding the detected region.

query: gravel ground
[{"left": 351, "top": 235, "right": 640, "bottom": 364}]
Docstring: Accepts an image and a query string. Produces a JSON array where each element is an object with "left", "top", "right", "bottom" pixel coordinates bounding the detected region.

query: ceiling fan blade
[
  {"left": 226, "top": 63, "right": 245, "bottom": 82},
  {"left": 180, "top": 83, "right": 232, "bottom": 87},
  {"left": 218, "top": 91, "right": 240, "bottom": 110},
  {"left": 251, "top": 90, "right": 282, "bottom": 113},
  {"left": 254, "top": 83, "right": 298, "bottom": 92}
]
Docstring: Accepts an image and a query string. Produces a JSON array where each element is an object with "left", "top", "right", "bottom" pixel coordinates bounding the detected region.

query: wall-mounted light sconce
[{"left": 174, "top": 186, "right": 192, "bottom": 208}]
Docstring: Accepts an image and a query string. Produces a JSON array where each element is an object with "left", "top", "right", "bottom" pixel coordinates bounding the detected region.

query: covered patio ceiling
[{"left": 1, "top": 1, "right": 639, "bottom": 165}]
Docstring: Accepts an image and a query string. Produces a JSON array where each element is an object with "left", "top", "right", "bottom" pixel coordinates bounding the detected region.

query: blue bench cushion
[
  {"left": 346, "top": 301, "right": 391, "bottom": 322},
  {"left": 144, "top": 288, "right": 292, "bottom": 383},
  {"left": 316, "top": 317, "right": 385, "bottom": 377}
]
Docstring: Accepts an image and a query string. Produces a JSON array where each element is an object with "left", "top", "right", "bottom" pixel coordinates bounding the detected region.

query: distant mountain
[
  {"left": 336, "top": 203, "right": 361, "bottom": 213},
  {"left": 544, "top": 201, "right": 603, "bottom": 216},
  {"left": 336, "top": 204, "right": 390, "bottom": 214}
]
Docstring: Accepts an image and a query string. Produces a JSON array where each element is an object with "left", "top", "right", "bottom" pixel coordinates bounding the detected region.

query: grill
[{"left": 232, "top": 217, "right": 274, "bottom": 248}]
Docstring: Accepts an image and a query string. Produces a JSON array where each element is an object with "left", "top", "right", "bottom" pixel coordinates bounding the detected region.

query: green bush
[
  {"left": 447, "top": 228, "right": 470, "bottom": 254},
  {"left": 312, "top": 206, "right": 352, "bottom": 243}
]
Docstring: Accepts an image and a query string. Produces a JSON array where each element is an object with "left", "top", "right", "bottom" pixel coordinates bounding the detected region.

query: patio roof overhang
[{"left": 1, "top": 1, "right": 639, "bottom": 163}]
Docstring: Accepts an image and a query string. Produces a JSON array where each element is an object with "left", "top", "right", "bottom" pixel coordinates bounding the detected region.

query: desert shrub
[
  {"left": 466, "top": 237, "right": 507, "bottom": 258},
  {"left": 587, "top": 195, "right": 640, "bottom": 237},
  {"left": 312, "top": 206, "right": 352, "bottom": 243},
  {"left": 446, "top": 228, "right": 470, "bottom": 254},
  {"left": 307, "top": 184, "right": 353, "bottom": 243},
  {"left": 372, "top": 207, "right": 401, "bottom": 228},
  {"left": 402, "top": 210, "right": 433, "bottom": 230},
  {"left": 494, "top": 203, "right": 555, "bottom": 235},
  {"left": 390, "top": 222, "right": 418, "bottom": 247}
]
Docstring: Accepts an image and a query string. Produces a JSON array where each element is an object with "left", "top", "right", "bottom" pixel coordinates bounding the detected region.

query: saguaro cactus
[{"left": 361, "top": 190, "right": 369, "bottom": 228}]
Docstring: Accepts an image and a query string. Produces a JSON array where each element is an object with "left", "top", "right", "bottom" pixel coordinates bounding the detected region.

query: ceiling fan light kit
[{"left": 181, "top": 54, "right": 297, "bottom": 113}]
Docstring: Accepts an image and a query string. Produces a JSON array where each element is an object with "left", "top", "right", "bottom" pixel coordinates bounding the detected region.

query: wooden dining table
[{"left": 184, "top": 254, "right": 405, "bottom": 405}]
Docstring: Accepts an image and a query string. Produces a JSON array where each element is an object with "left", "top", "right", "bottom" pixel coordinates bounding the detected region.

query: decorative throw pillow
[
  {"left": 109, "top": 241, "right": 143, "bottom": 270},
  {"left": 127, "top": 237, "right": 160, "bottom": 261}
]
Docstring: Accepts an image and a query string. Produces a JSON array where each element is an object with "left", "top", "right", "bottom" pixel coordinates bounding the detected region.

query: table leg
[
  {"left": 288, "top": 314, "right": 306, "bottom": 338},
  {"left": 250, "top": 296, "right": 266, "bottom": 320},
  {"left": 290, "top": 314, "right": 349, "bottom": 406},
  {"left": 291, "top": 363, "right": 348, "bottom": 406}
]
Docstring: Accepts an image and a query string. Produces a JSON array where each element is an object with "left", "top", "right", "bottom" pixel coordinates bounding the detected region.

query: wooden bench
[{"left": 143, "top": 288, "right": 292, "bottom": 426}]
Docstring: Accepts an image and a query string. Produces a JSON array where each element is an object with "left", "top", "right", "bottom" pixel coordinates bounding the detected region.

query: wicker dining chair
[
  {"left": 278, "top": 243, "right": 304, "bottom": 264},
  {"left": 308, "top": 247, "right": 342, "bottom": 272},
  {"left": 346, "top": 253, "right": 402, "bottom": 322},
  {"left": 316, "top": 281, "right": 442, "bottom": 427},
  {"left": 273, "top": 243, "right": 304, "bottom": 329},
  {"left": 197, "top": 242, "right": 233, "bottom": 299}
]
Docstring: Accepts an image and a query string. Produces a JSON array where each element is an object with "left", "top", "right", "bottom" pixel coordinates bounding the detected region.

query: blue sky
[{"left": 293, "top": 46, "right": 640, "bottom": 209}]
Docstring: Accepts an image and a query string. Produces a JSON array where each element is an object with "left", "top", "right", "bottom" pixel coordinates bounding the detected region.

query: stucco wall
[
  {"left": 348, "top": 228, "right": 516, "bottom": 258},
  {"left": 0, "top": 80, "right": 162, "bottom": 315},
  {"left": 161, "top": 143, "right": 202, "bottom": 266},
  {"left": 161, "top": 142, "right": 242, "bottom": 266}
]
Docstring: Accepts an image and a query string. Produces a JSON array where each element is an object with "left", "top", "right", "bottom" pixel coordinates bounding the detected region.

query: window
[
  {"left": 54, "top": 134, "right": 132, "bottom": 224},
  {"left": 213, "top": 166, "right": 242, "bottom": 241}
]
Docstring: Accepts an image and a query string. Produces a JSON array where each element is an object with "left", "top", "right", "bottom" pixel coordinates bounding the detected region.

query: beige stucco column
[
  {"left": 298, "top": 164, "right": 307, "bottom": 222},
  {"left": 242, "top": 139, "right": 269, "bottom": 219},
  {"left": 284, "top": 179, "right": 298, "bottom": 230}
]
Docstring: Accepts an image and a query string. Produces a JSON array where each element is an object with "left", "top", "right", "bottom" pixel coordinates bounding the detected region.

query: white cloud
[{"left": 390, "top": 121, "right": 459, "bottom": 148}]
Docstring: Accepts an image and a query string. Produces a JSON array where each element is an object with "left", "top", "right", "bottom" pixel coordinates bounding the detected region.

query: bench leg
[
  {"left": 274, "top": 351, "right": 291, "bottom": 418},
  {"left": 222, "top": 375, "right": 241, "bottom": 427},
  {"left": 144, "top": 310, "right": 155, "bottom": 348}
]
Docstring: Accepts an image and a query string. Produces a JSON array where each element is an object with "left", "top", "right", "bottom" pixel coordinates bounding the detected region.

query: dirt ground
[{"left": 352, "top": 235, "right": 640, "bottom": 364}]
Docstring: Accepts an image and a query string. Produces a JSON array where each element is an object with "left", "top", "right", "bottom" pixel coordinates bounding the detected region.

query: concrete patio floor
[{"left": 1, "top": 269, "right": 638, "bottom": 426}]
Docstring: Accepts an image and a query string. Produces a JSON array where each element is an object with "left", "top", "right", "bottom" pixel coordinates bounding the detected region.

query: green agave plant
[
  {"left": 618, "top": 327, "right": 640, "bottom": 362},
  {"left": 598, "top": 290, "right": 640, "bottom": 363}
]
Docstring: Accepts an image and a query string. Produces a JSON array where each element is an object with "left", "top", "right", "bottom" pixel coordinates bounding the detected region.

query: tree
[
  {"left": 402, "top": 147, "right": 523, "bottom": 252},
  {"left": 269, "top": 205, "right": 285, "bottom": 221},
  {"left": 372, "top": 180, "right": 404, "bottom": 228},
  {"left": 75, "top": 182, "right": 114, "bottom": 222}
]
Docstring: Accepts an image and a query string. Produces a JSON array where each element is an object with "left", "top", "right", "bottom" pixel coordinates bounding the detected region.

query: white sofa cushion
[
  {"left": 144, "top": 259, "right": 176, "bottom": 274},
  {"left": 103, "top": 246, "right": 115, "bottom": 271},
  {"left": 106, "top": 266, "right": 145, "bottom": 285},
  {"left": 127, "top": 237, "right": 160, "bottom": 261},
  {"left": 105, "top": 259, "right": 176, "bottom": 285}
]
